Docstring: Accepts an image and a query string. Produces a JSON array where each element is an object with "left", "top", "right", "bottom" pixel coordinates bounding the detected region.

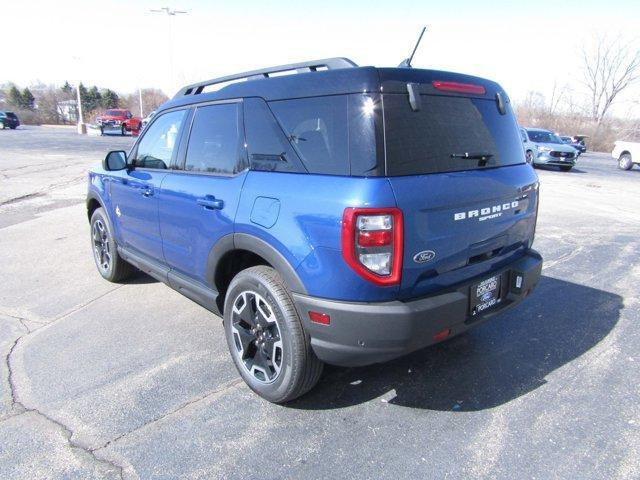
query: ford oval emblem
[{"left": 413, "top": 250, "right": 436, "bottom": 263}]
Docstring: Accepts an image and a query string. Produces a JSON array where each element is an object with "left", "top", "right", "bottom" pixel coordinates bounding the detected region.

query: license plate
[{"left": 470, "top": 274, "right": 502, "bottom": 316}]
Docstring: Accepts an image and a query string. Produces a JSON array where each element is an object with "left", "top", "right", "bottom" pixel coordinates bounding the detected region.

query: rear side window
[
  {"left": 244, "top": 98, "right": 307, "bottom": 174},
  {"left": 384, "top": 94, "right": 524, "bottom": 175},
  {"left": 184, "top": 103, "right": 244, "bottom": 175},
  {"left": 133, "top": 109, "right": 186, "bottom": 169},
  {"left": 269, "top": 96, "right": 349, "bottom": 175}
]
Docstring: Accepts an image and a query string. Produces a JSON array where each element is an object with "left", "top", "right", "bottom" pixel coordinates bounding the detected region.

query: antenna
[{"left": 398, "top": 27, "right": 427, "bottom": 68}]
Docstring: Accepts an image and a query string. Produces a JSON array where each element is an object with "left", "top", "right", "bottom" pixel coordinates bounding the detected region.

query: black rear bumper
[{"left": 293, "top": 249, "right": 542, "bottom": 367}]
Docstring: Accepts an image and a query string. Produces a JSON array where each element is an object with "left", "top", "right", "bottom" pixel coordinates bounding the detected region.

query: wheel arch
[{"left": 208, "top": 233, "right": 308, "bottom": 313}]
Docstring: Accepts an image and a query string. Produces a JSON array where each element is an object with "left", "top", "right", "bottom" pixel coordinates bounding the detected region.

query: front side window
[
  {"left": 132, "top": 109, "right": 186, "bottom": 169},
  {"left": 184, "top": 103, "right": 243, "bottom": 175}
]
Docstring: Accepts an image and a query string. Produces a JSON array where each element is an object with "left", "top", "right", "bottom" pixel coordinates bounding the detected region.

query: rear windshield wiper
[{"left": 450, "top": 152, "right": 494, "bottom": 161}]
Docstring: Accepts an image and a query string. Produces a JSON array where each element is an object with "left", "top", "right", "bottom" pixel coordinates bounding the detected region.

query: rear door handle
[
  {"left": 142, "top": 188, "right": 154, "bottom": 197},
  {"left": 197, "top": 196, "right": 224, "bottom": 210}
]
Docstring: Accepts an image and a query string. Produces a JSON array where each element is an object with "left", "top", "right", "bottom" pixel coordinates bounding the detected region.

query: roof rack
[{"left": 174, "top": 57, "right": 358, "bottom": 98}]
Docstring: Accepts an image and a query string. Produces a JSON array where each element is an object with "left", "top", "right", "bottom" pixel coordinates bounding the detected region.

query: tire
[
  {"left": 121, "top": 124, "right": 126, "bottom": 136},
  {"left": 618, "top": 153, "right": 633, "bottom": 171},
  {"left": 525, "top": 150, "right": 534, "bottom": 165},
  {"left": 559, "top": 165, "right": 572, "bottom": 172},
  {"left": 224, "top": 266, "right": 323, "bottom": 403},
  {"left": 90, "top": 207, "right": 134, "bottom": 282},
  {"left": 9, "top": 125, "right": 16, "bottom": 130}
]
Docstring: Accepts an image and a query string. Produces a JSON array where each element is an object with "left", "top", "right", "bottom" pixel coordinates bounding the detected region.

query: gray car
[{"left": 522, "top": 127, "right": 578, "bottom": 171}]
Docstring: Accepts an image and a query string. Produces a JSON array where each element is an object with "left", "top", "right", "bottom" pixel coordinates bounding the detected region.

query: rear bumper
[{"left": 293, "top": 249, "right": 542, "bottom": 367}]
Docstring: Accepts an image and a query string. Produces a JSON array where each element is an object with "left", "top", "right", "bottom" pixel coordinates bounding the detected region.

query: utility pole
[
  {"left": 72, "top": 56, "right": 86, "bottom": 134},
  {"left": 139, "top": 87, "right": 144, "bottom": 118},
  {"left": 150, "top": 7, "right": 188, "bottom": 93}
]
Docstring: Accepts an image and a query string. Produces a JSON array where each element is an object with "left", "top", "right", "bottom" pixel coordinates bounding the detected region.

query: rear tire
[
  {"left": 90, "top": 207, "right": 134, "bottom": 282},
  {"left": 223, "top": 266, "right": 323, "bottom": 403},
  {"left": 618, "top": 153, "right": 633, "bottom": 171}
]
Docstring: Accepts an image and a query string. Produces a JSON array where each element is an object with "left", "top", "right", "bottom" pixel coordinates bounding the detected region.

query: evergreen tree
[
  {"left": 21, "top": 88, "right": 35, "bottom": 110},
  {"left": 61, "top": 81, "right": 73, "bottom": 95},
  {"left": 7, "top": 85, "right": 23, "bottom": 108},
  {"left": 86, "top": 86, "right": 102, "bottom": 112},
  {"left": 101, "top": 89, "right": 119, "bottom": 109}
]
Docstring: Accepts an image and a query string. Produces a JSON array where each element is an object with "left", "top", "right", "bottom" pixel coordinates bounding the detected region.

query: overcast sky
[{"left": 4, "top": 0, "right": 640, "bottom": 115}]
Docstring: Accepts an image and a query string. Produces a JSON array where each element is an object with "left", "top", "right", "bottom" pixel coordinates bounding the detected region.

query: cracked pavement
[{"left": 0, "top": 126, "right": 639, "bottom": 479}]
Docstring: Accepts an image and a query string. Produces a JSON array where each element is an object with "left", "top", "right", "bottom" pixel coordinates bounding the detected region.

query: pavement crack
[{"left": 94, "top": 378, "right": 244, "bottom": 452}]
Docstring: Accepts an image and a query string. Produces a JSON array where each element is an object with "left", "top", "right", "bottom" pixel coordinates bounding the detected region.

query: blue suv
[{"left": 87, "top": 58, "right": 542, "bottom": 403}]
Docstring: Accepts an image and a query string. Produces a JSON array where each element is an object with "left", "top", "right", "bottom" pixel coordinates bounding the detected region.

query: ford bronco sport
[{"left": 87, "top": 58, "right": 542, "bottom": 403}]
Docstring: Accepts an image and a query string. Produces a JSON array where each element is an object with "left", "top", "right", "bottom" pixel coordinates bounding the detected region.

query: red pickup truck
[{"left": 96, "top": 109, "right": 142, "bottom": 136}]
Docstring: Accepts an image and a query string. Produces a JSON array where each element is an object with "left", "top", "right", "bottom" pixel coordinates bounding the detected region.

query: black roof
[{"left": 159, "top": 58, "right": 506, "bottom": 113}]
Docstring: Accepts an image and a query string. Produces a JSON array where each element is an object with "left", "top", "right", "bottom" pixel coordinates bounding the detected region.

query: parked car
[
  {"left": 141, "top": 110, "right": 156, "bottom": 130},
  {"left": 87, "top": 58, "right": 542, "bottom": 403},
  {"left": 560, "top": 136, "right": 583, "bottom": 156},
  {"left": 612, "top": 140, "right": 640, "bottom": 170},
  {"left": 519, "top": 127, "right": 537, "bottom": 164},
  {"left": 96, "top": 109, "right": 142, "bottom": 136},
  {"left": 522, "top": 128, "right": 578, "bottom": 171},
  {"left": 0, "top": 111, "right": 20, "bottom": 129}
]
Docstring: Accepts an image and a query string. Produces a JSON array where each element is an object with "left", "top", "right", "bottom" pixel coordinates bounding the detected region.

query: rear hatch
[{"left": 379, "top": 69, "right": 539, "bottom": 300}]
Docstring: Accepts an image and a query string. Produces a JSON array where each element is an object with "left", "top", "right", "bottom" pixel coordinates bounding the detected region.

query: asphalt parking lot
[{"left": 0, "top": 126, "right": 638, "bottom": 479}]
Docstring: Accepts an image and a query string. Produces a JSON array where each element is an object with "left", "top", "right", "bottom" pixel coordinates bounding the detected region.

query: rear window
[{"left": 384, "top": 94, "right": 525, "bottom": 175}]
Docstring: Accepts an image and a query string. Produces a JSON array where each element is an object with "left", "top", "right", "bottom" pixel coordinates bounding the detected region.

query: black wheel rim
[
  {"left": 231, "top": 291, "right": 283, "bottom": 384},
  {"left": 92, "top": 219, "right": 111, "bottom": 271}
]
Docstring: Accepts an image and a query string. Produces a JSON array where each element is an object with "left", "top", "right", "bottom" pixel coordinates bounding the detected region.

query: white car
[
  {"left": 141, "top": 110, "right": 156, "bottom": 130},
  {"left": 521, "top": 127, "right": 578, "bottom": 171},
  {"left": 519, "top": 127, "right": 538, "bottom": 164},
  {"left": 612, "top": 140, "right": 640, "bottom": 170}
]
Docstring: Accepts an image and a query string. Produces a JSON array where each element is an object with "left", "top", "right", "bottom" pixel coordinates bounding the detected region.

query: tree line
[{"left": 0, "top": 82, "right": 168, "bottom": 125}]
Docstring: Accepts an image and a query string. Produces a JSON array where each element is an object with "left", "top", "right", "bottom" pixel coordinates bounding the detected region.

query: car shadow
[{"left": 289, "top": 276, "right": 622, "bottom": 411}]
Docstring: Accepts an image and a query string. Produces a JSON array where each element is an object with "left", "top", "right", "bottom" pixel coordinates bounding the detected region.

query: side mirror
[{"left": 103, "top": 150, "right": 127, "bottom": 171}]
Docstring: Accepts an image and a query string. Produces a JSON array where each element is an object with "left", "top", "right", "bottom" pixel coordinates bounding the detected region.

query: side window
[
  {"left": 520, "top": 129, "right": 527, "bottom": 142},
  {"left": 133, "top": 110, "right": 186, "bottom": 169},
  {"left": 184, "top": 103, "right": 243, "bottom": 175},
  {"left": 244, "top": 98, "right": 306, "bottom": 173},
  {"left": 269, "top": 95, "right": 349, "bottom": 175}
]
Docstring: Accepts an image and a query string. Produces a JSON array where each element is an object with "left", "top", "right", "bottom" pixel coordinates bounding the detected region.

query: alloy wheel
[
  {"left": 231, "top": 291, "right": 283, "bottom": 384},
  {"left": 92, "top": 219, "right": 111, "bottom": 271}
]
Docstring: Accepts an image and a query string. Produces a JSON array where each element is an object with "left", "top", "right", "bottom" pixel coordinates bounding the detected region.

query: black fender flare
[{"left": 206, "top": 233, "right": 308, "bottom": 295}]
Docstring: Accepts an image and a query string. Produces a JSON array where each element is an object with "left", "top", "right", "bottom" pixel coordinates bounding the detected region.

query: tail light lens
[{"left": 341, "top": 207, "right": 403, "bottom": 286}]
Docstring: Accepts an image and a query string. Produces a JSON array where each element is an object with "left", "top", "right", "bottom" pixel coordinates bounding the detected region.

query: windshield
[
  {"left": 384, "top": 94, "right": 524, "bottom": 175},
  {"left": 105, "top": 110, "right": 123, "bottom": 116},
  {"left": 527, "top": 130, "right": 563, "bottom": 144}
]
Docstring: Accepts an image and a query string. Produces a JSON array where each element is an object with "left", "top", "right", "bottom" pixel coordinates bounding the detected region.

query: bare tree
[{"left": 581, "top": 35, "right": 640, "bottom": 124}]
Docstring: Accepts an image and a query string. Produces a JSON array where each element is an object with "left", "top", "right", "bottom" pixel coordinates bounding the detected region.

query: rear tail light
[
  {"left": 341, "top": 207, "right": 403, "bottom": 286},
  {"left": 432, "top": 80, "right": 486, "bottom": 95}
]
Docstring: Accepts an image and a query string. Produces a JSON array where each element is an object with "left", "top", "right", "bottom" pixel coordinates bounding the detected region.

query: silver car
[{"left": 522, "top": 127, "right": 578, "bottom": 171}]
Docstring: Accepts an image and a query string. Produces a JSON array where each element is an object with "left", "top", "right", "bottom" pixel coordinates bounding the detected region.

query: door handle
[
  {"left": 197, "top": 196, "right": 224, "bottom": 210},
  {"left": 142, "top": 188, "right": 154, "bottom": 197}
]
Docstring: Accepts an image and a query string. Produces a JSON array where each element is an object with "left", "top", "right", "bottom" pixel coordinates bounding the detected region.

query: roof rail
[{"left": 173, "top": 57, "right": 358, "bottom": 98}]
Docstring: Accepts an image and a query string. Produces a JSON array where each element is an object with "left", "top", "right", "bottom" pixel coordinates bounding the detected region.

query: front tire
[
  {"left": 224, "top": 266, "right": 323, "bottom": 403},
  {"left": 559, "top": 165, "right": 573, "bottom": 172},
  {"left": 121, "top": 124, "right": 126, "bottom": 136},
  {"left": 90, "top": 207, "right": 134, "bottom": 282},
  {"left": 618, "top": 153, "right": 633, "bottom": 170},
  {"left": 525, "top": 150, "right": 534, "bottom": 165}
]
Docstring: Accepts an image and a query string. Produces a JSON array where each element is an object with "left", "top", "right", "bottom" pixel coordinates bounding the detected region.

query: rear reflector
[
  {"left": 309, "top": 311, "right": 331, "bottom": 325},
  {"left": 433, "top": 328, "right": 451, "bottom": 342},
  {"left": 432, "top": 81, "right": 486, "bottom": 95}
]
